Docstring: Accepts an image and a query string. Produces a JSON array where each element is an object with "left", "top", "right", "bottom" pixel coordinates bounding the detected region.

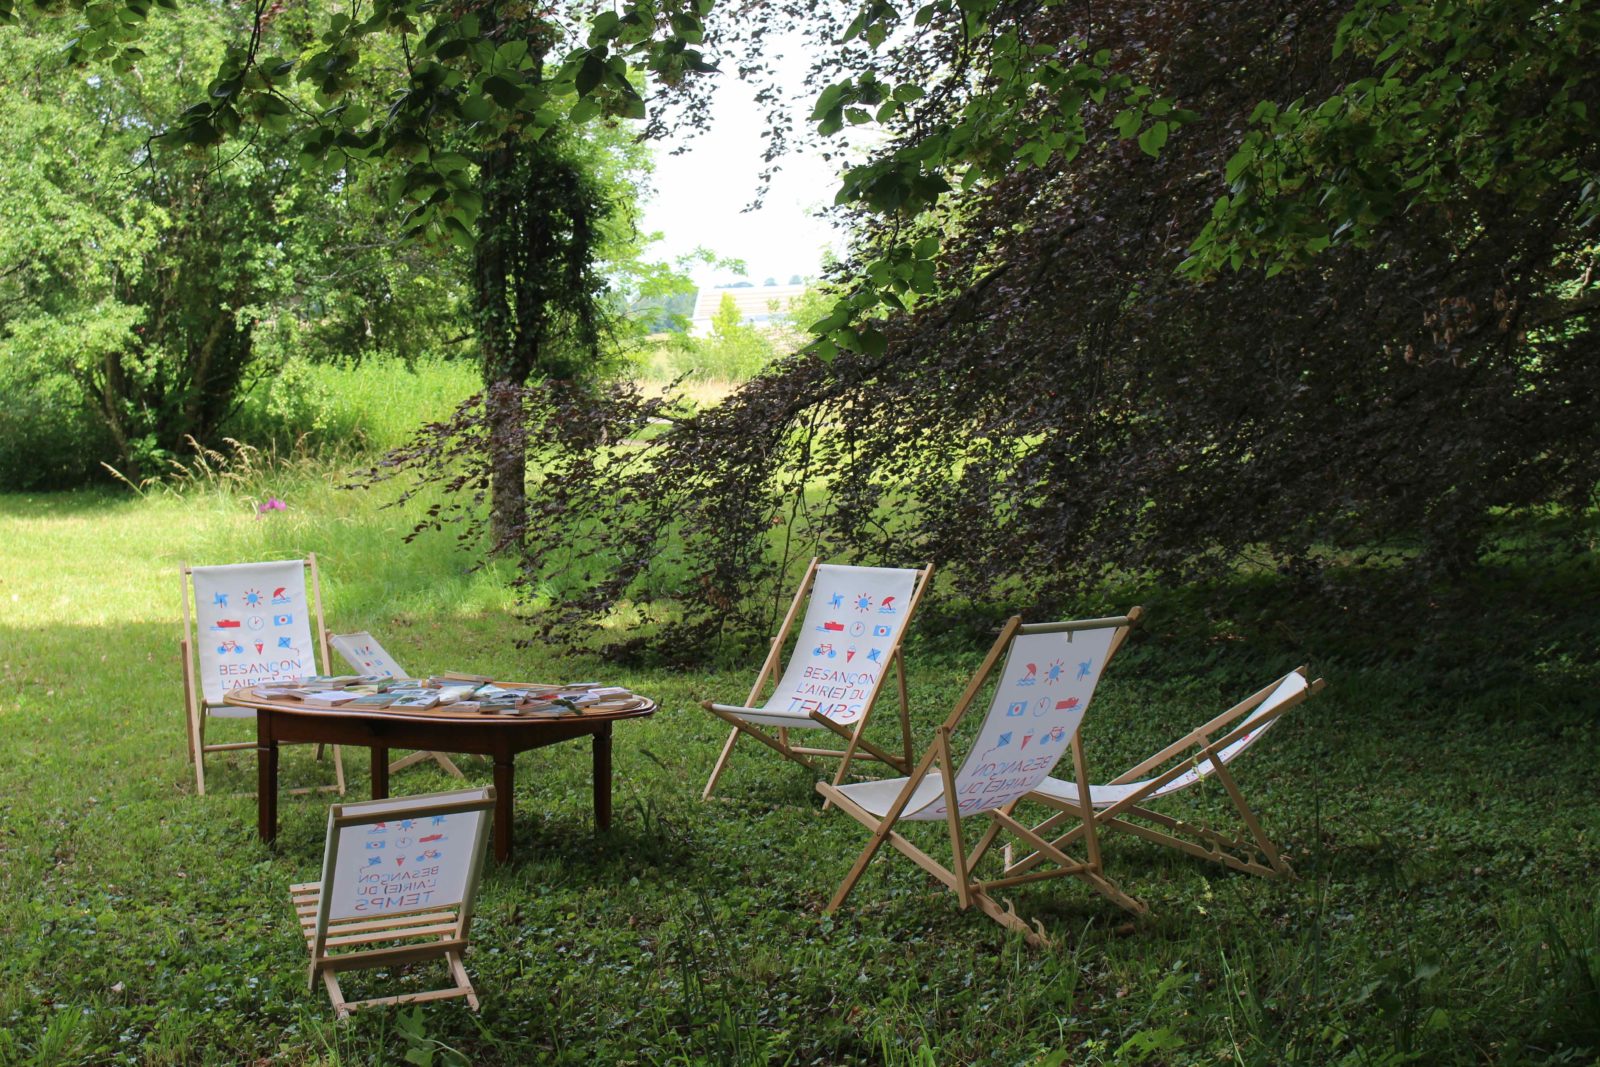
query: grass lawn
[{"left": 0, "top": 476, "right": 1595, "bottom": 1066}]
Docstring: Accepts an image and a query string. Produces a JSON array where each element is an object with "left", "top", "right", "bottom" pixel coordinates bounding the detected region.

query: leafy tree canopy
[{"left": 373, "top": 0, "right": 1599, "bottom": 656}]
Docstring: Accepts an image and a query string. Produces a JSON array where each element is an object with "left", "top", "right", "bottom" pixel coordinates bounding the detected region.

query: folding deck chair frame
[
  {"left": 292, "top": 786, "right": 495, "bottom": 1018},
  {"left": 327, "top": 630, "right": 463, "bottom": 779},
  {"left": 180, "top": 554, "right": 345, "bottom": 796},
  {"left": 1003, "top": 669, "right": 1325, "bottom": 881},
  {"left": 701, "top": 559, "right": 934, "bottom": 800},
  {"left": 817, "top": 611, "right": 1145, "bottom": 947}
]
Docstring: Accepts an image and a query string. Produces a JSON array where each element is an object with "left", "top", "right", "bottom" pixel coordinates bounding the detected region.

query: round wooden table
[{"left": 224, "top": 686, "right": 656, "bottom": 862}]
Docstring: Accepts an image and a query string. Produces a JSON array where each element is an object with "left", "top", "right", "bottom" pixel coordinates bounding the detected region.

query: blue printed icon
[
  {"left": 1077, "top": 660, "right": 1093, "bottom": 680},
  {"left": 365, "top": 841, "right": 385, "bottom": 850},
  {"left": 212, "top": 592, "right": 228, "bottom": 607},
  {"left": 1006, "top": 701, "right": 1027, "bottom": 717}
]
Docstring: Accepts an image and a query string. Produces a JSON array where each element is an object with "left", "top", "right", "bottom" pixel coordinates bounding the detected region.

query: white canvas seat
[
  {"left": 1004, "top": 669, "right": 1325, "bottom": 880},
  {"left": 818, "top": 611, "right": 1145, "bottom": 946},
  {"left": 181, "top": 555, "right": 344, "bottom": 796},
  {"left": 328, "top": 631, "right": 462, "bottom": 779},
  {"left": 294, "top": 786, "right": 495, "bottom": 1017},
  {"left": 701, "top": 559, "right": 933, "bottom": 799}
]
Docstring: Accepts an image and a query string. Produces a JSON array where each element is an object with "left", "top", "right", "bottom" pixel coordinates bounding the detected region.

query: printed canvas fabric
[
  {"left": 764, "top": 565, "right": 920, "bottom": 724},
  {"left": 326, "top": 804, "right": 484, "bottom": 920},
  {"left": 1150, "top": 670, "right": 1307, "bottom": 798},
  {"left": 902, "top": 624, "right": 1119, "bottom": 821},
  {"left": 330, "top": 631, "right": 407, "bottom": 679},
  {"left": 191, "top": 559, "right": 316, "bottom": 703}
]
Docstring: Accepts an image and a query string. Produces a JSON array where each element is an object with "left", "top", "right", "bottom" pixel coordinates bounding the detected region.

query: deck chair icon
[
  {"left": 328, "top": 631, "right": 463, "bottom": 779},
  {"left": 181, "top": 555, "right": 345, "bottom": 796},
  {"left": 292, "top": 786, "right": 495, "bottom": 1018},
  {"left": 817, "top": 611, "right": 1144, "bottom": 946},
  {"left": 701, "top": 559, "right": 933, "bottom": 800},
  {"left": 1003, "top": 669, "right": 1325, "bottom": 881}
]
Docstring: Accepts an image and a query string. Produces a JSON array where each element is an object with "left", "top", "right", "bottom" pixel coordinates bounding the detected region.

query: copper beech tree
[{"left": 379, "top": 0, "right": 1598, "bottom": 656}]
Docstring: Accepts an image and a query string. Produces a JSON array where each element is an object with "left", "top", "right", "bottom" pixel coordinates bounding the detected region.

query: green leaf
[
  {"left": 809, "top": 306, "right": 851, "bottom": 334},
  {"left": 483, "top": 75, "right": 523, "bottom": 108},
  {"left": 811, "top": 82, "right": 846, "bottom": 122},
  {"left": 459, "top": 93, "right": 495, "bottom": 123},
  {"left": 496, "top": 40, "right": 529, "bottom": 68},
  {"left": 576, "top": 51, "right": 606, "bottom": 97},
  {"left": 1223, "top": 139, "right": 1256, "bottom": 184},
  {"left": 1138, "top": 120, "right": 1169, "bottom": 156}
]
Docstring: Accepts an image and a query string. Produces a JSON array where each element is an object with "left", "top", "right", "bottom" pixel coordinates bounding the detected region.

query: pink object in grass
[{"left": 256, "top": 498, "right": 288, "bottom": 517}]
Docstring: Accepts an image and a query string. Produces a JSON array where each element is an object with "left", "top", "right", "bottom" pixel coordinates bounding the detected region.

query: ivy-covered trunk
[
  {"left": 476, "top": 143, "right": 530, "bottom": 550},
  {"left": 473, "top": 131, "right": 605, "bottom": 550}
]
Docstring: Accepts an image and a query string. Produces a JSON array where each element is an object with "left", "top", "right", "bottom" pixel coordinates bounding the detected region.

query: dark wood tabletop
[{"left": 224, "top": 686, "right": 656, "bottom": 862}]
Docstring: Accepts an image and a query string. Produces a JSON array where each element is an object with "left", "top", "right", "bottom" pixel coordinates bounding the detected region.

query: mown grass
[{"left": 0, "top": 462, "right": 1596, "bottom": 1066}]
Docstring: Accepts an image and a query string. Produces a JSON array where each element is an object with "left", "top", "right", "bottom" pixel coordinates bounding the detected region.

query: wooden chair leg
[{"left": 702, "top": 727, "right": 741, "bottom": 801}]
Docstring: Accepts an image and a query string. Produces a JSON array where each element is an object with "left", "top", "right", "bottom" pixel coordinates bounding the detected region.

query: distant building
[{"left": 689, "top": 283, "right": 809, "bottom": 337}]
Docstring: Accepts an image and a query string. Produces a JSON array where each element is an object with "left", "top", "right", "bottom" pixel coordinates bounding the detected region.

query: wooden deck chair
[
  {"left": 1002, "top": 668, "right": 1326, "bottom": 881},
  {"left": 291, "top": 786, "right": 495, "bottom": 1018},
  {"left": 181, "top": 555, "right": 345, "bottom": 796},
  {"left": 328, "top": 631, "right": 463, "bottom": 779},
  {"left": 701, "top": 559, "right": 933, "bottom": 801},
  {"left": 817, "top": 611, "right": 1145, "bottom": 947}
]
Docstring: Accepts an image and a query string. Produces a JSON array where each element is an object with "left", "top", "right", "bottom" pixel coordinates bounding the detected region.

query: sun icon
[
  {"left": 854, "top": 594, "right": 873, "bottom": 613},
  {"left": 1044, "top": 660, "right": 1064, "bottom": 684},
  {"left": 241, "top": 588, "right": 265, "bottom": 607}
]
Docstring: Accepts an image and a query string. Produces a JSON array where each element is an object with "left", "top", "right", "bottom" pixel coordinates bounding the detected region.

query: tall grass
[{"left": 224, "top": 355, "right": 484, "bottom": 459}]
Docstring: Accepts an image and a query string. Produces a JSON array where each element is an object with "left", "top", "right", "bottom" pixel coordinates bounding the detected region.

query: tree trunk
[{"left": 477, "top": 143, "right": 528, "bottom": 551}]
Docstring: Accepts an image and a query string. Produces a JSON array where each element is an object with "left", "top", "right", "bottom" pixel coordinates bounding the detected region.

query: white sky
[{"left": 640, "top": 52, "right": 849, "bottom": 289}]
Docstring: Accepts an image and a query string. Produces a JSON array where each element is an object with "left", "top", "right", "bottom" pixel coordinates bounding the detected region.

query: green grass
[
  {"left": 224, "top": 356, "right": 485, "bottom": 459},
  {"left": 0, "top": 468, "right": 1596, "bottom": 1066}
]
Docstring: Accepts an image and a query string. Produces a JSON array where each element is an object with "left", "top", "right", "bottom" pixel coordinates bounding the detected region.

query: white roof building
[{"left": 689, "top": 283, "right": 810, "bottom": 337}]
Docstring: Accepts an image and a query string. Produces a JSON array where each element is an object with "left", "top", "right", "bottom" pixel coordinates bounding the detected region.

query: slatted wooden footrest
[{"left": 297, "top": 882, "right": 478, "bottom": 1019}]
